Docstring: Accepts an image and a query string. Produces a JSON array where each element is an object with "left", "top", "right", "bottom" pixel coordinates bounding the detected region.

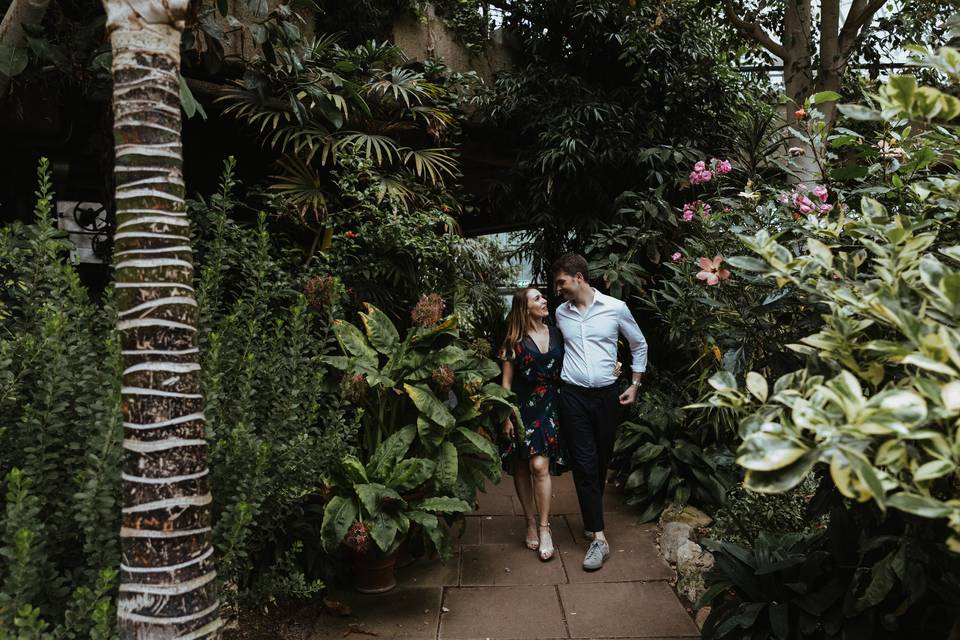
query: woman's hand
[
  {"left": 502, "top": 418, "right": 515, "bottom": 440},
  {"left": 613, "top": 361, "right": 623, "bottom": 377}
]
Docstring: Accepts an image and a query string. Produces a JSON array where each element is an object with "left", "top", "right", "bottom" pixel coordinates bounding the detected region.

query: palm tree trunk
[{"left": 103, "top": 1, "right": 221, "bottom": 638}]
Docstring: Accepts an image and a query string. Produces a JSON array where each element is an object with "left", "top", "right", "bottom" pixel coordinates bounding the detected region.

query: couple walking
[{"left": 498, "top": 253, "right": 647, "bottom": 571}]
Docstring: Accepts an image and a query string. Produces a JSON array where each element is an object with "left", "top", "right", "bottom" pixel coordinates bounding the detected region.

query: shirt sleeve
[{"left": 617, "top": 302, "right": 648, "bottom": 373}]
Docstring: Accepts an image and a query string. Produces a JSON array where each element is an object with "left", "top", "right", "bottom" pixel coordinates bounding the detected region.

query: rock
[
  {"left": 676, "top": 541, "right": 715, "bottom": 603},
  {"left": 660, "top": 504, "right": 713, "bottom": 529},
  {"left": 659, "top": 522, "right": 692, "bottom": 564}
]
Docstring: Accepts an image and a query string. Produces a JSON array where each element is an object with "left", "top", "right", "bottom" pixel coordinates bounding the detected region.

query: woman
[{"left": 500, "top": 288, "right": 565, "bottom": 561}]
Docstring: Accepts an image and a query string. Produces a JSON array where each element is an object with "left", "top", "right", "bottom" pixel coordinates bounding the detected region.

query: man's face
[{"left": 553, "top": 271, "right": 581, "bottom": 300}]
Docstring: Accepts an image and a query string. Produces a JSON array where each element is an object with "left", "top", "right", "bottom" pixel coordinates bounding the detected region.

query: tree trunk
[
  {"left": 103, "top": 1, "right": 222, "bottom": 638},
  {"left": 782, "top": 0, "right": 813, "bottom": 119},
  {"left": 816, "top": 0, "right": 843, "bottom": 126},
  {"left": 0, "top": 0, "right": 51, "bottom": 98}
]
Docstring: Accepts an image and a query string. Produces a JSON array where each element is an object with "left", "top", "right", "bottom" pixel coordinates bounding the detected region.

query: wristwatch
[{"left": 630, "top": 380, "right": 641, "bottom": 387}]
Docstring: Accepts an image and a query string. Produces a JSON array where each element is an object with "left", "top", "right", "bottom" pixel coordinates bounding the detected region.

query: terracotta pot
[{"left": 345, "top": 547, "right": 399, "bottom": 594}]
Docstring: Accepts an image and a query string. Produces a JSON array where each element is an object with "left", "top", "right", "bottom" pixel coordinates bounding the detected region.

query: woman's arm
[{"left": 501, "top": 359, "right": 515, "bottom": 438}]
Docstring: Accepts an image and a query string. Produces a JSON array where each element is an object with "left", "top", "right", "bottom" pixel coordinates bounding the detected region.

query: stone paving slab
[
  {"left": 475, "top": 491, "right": 516, "bottom": 515},
  {"left": 479, "top": 515, "right": 576, "bottom": 546},
  {"left": 559, "top": 582, "right": 699, "bottom": 638},
  {"left": 455, "top": 516, "right": 481, "bottom": 545},
  {"left": 439, "top": 585, "right": 568, "bottom": 639},
  {"left": 461, "top": 543, "right": 568, "bottom": 586},
  {"left": 396, "top": 553, "right": 460, "bottom": 588},
  {"left": 559, "top": 524, "right": 674, "bottom": 584},
  {"left": 310, "top": 586, "right": 442, "bottom": 639}
]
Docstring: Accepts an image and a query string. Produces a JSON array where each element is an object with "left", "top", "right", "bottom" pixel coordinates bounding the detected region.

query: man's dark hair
[{"left": 551, "top": 253, "right": 589, "bottom": 282}]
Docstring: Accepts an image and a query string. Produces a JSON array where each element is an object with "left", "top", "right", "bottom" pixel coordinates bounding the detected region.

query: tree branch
[
  {"left": 0, "top": 0, "right": 51, "bottom": 98},
  {"left": 723, "top": 0, "right": 786, "bottom": 59},
  {"left": 838, "top": 0, "right": 887, "bottom": 59}
]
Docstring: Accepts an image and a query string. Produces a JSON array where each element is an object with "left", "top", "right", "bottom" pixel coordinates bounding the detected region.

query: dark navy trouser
[{"left": 559, "top": 382, "right": 620, "bottom": 533}]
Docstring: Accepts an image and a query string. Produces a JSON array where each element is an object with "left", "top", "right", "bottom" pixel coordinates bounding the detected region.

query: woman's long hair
[{"left": 500, "top": 287, "right": 537, "bottom": 361}]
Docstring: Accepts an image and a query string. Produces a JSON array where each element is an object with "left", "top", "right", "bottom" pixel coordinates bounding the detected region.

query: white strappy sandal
[{"left": 538, "top": 523, "right": 555, "bottom": 561}]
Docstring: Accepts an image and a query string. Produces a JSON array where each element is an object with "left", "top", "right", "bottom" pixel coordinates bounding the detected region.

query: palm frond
[
  {"left": 402, "top": 148, "right": 459, "bottom": 185},
  {"left": 269, "top": 155, "right": 329, "bottom": 223}
]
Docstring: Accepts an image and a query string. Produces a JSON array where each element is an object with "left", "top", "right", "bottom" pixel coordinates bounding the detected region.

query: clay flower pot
[{"left": 344, "top": 546, "right": 399, "bottom": 594}]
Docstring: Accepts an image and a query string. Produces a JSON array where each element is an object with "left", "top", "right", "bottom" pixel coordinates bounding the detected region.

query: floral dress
[{"left": 501, "top": 325, "right": 567, "bottom": 475}]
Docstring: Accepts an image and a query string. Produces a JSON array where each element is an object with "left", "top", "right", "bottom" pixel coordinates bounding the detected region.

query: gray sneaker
[{"left": 582, "top": 539, "right": 610, "bottom": 571}]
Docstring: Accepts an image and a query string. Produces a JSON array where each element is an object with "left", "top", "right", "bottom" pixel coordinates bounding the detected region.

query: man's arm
[{"left": 617, "top": 302, "right": 647, "bottom": 405}]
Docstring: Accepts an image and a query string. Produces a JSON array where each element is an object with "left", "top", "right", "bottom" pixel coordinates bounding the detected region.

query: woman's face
[{"left": 525, "top": 289, "right": 549, "bottom": 319}]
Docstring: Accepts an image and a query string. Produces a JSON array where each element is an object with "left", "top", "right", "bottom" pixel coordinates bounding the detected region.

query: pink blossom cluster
[
  {"left": 696, "top": 255, "right": 731, "bottom": 286},
  {"left": 681, "top": 200, "right": 712, "bottom": 222},
  {"left": 688, "top": 158, "right": 732, "bottom": 185},
  {"left": 780, "top": 184, "right": 833, "bottom": 219}
]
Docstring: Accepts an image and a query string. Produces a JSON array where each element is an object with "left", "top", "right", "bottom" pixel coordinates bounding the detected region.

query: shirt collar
[{"left": 561, "top": 288, "right": 606, "bottom": 313}]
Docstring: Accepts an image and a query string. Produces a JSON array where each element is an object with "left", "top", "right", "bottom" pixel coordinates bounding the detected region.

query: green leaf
[
  {"left": 367, "top": 425, "right": 416, "bottom": 481},
  {"left": 838, "top": 104, "right": 882, "bottom": 121},
  {"left": 405, "top": 383, "right": 455, "bottom": 430},
  {"left": 360, "top": 303, "right": 400, "bottom": 355},
  {"left": 913, "top": 459, "right": 955, "bottom": 482},
  {"left": 415, "top": 496, "right": 473, "bottom": 513},
  {"left": 708, "top": 371, "right": 737, "bottom": 392},
  {"left": 886, "top": 75, "right": 917, "bottom": 110},
  {"left": 901, "top": 354, "right": 957, "bottom": 376},
  {"left": 341, "top": 455, "right": 368, "bottom": 484},
  {"left": 737, "top": 433, "right": 808, "bottom": 471},
  {"left": 743, "top": 451, "right": 819, "bottom": 493},
  {"left": 725, "top": 256, "right": 770, "bottom": 272},
  {"left": 745, "top": 372, "right": 768, "bottom": 402},
  {"left": 886, "top": 493, "right": 951, "bottom": 519},
  {"left": 320, "top": 496, "right": 357, "bottom": 552},
  {"left": 355, "top": 482, "right": 404, "bottom": 516},
  {"left": 387, "top": 458, "right": 435, "bottom": 493},
  {"left": 417, "top": 415, "right": 444, "bottom": 449},
  {"left": 811, "top": 90, "right": 842, "bottom": 104},
  {"left": 369, "top": 512, "right": 401, "bottom": 553},
  {"left": 455, "top": 427, "right": 499, "bottom": 462},
  {"left": 435, "top": 442, "right": 458, "bottom": 491},
  {"left": 333, "top": 319, "right": 377, "bottom": 363},
  {"left": 178, "top": 75, "right": 208, "bottom": 121},
  {"left": 0, "top": 44, "right": 28, "bottom": 78}
]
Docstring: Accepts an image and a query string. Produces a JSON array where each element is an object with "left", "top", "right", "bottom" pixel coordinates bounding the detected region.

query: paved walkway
[{"left": 310, "top": 473, "right": 699, "bottom": 639}]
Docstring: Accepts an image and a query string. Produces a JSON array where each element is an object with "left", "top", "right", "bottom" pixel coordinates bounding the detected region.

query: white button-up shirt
[{"left": 555, "top": 289, "right": 648, "bottom": 388}]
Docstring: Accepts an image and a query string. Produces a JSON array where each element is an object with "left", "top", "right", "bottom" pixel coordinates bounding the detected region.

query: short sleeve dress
[{"left": 501, "top": 325, "right": 567, "bottom": 476}]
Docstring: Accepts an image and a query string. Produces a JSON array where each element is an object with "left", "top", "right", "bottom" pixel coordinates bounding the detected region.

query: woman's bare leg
[
  {"left": 530, "top": 455, "right": 554, "bottom": 559},
  {"left": 512, "top": 459, "right": 538, "bottom": 545}
]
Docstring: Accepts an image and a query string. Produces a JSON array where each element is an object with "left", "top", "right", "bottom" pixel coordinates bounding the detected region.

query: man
[{"left": 552, "top": 253, "right": 647, "bottom": 571}]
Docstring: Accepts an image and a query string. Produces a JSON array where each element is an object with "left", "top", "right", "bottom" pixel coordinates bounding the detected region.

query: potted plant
[{"left": 321, "top": 300, "right": 516, "bottom": 591}]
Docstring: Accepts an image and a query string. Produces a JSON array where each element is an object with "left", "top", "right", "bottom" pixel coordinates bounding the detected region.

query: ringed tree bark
[
  {"left": 724, "top": 0, "right": 890, "bottom": 127},
  {"left": 103, "top": 0, "right": 222, "bottom": 638}
]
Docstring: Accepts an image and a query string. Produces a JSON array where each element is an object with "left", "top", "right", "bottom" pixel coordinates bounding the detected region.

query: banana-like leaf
[
  {"left": 320, "top": 495, "right": 357, "bottom": 552},
  {"left": 414, "top": 496, "right": 472, "bottom": 513},
  {"left": 387, "top": 458, "right": 436, "bottom": 493},
  {"left": 341, "top": 455, "right": 368, "bottom": 484},
  {"left": 405, "top": 383, "right": 456, "bottom": 430},
  {"left": 369, "top": 512, "right": 401, "bottom": 553},
  {"left": 333, "top": 319, "right": 377, "bottom": 365},
  {"left": 367, "top": 425, "right": 416, "bottom": 481},
  {"left": 360, "top": 303, "right": 400, "bottom": 355},
  {"left": 435, "top": 442, "right": 459, "bottom": 492},
  {"left": 356, "top": 482, "right": 405, "bottom": 516},
  {"left": 455, "top": 427, "right": 499, "bottom": 462}
]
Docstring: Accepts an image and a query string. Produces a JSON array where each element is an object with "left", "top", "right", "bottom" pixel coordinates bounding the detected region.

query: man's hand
[{"left": 618, "top": 384, "right": 639, "bottom": 406}]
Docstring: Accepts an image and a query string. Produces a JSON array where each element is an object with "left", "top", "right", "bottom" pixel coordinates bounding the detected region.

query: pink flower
[
  {"left": 682, "top": 209, "right": 694, "bottom": 222},
  {"left": 701, "top": 203, "right": 712, "bottom": 219},
  {"left": 813, "top": 185, "right": 829, "bottom": 202},
  {"left": 694, "top": 161, "right": 706, "bottom": 172},
  {"left": 671, "top": 251, "right": 682, "bottom": 262},
  {"left": 777, "top": 193, "right": 789, "bottom": 205},
  {"left": 819, "top": 203, "right": 833, "bottom": 214},
  {"left": 696, "top": 255, "right": 731, "bottom": 286},
  {"left": 716, "top": 159, "right": 732, "bottom": 174},
  {"left": 701, "top": 170, "right": 713, "bottom": 182}
]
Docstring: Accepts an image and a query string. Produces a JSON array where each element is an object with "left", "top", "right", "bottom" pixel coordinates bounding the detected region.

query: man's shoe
[{"left": 582, "top": 539, "right": 610, "bottom": 571}]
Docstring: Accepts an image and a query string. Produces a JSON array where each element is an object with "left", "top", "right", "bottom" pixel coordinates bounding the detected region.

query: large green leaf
[
  {"left": 360, "top": 303, "right": 400, "bottom": 355},
  {"left": 408, "top": 510, "right": 452, "bottom": 562},
  {"left": 417, "top": 415, "right": 444, "bottom": 449},
  {"left": 435, "top": 442, "right": 458, "bottom": 491},
  {"left": 387, "top": 458, "right": 436, "bottom": 493},
  {"left": 415, "top": 496, "right": 473, "bottom": 513},
  {"left": 455, "top": 427, "right": 499, "bottom": 462},
  {"left": 341, "top": 455, "right": 368, "bottom": 484},
  {"left": 333, "top": 319, "right": 377, "bottom": 364},
  {"left": 367, "top": 425, "right": 416, "bottom": 481},
  {"left": 737, "top": 433, "right": 809, "bottom": 471},
  {"left": 886, "top": 492, "right": 952, "bottom": 519},
  {"left": 355, "top": 482, "right": 405, "bottom": 516},
  {"left": 409, "top": 314, "right": 458, "bottom": 345},
  {"left": 743, "top": 450, "right": 819, "bottom": 493},
  {"left": 369, "top": 512, "right": 401, "bottom": 553},
  {"left": 405, "top": 383, "right": 455, "bottom": 429},
  {"left": 320, "top": 496, "right": 357, "bottom": 552}
]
